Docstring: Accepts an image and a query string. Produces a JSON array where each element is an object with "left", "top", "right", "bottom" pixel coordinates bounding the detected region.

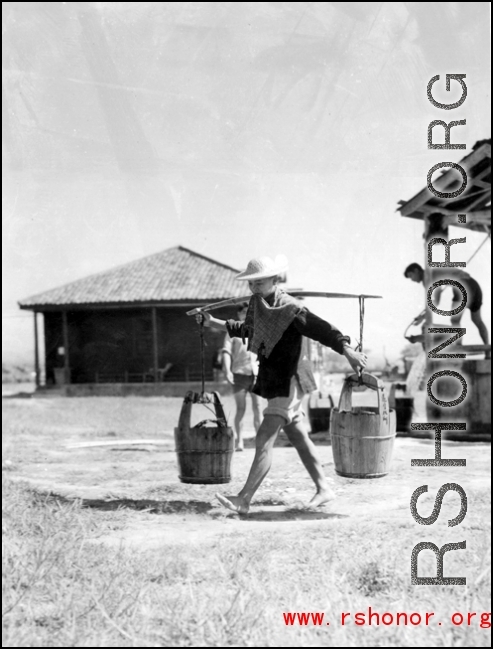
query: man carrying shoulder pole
[{"left": 192, "top": 255, "right": 367, "bottom": 514}]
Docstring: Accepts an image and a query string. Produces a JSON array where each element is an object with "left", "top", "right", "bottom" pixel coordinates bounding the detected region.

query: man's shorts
[
  {"left": 466, "top": 278, "right": 483, "bottom": 313},
  {"left": 452, "top": 277, "right": 483, "bottom": 313},
  {"left": 263, "top": 377, "right": 305, "bottom": 425},
  {"left": 232, "top": 373, "right": 256, "bottom": 394}
]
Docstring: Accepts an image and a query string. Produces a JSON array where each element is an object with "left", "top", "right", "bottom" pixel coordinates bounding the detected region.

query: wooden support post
[
  {"left": 423, "top": 214, "right": 449, "bottom": 357},
  {"left": 33, "top": 312, "right": 40, "bottom": 387},
  {"left": 62, "top": 311, "right": 70, "bottom": 384},
  {"left": 151, "top": 307, "right": 159, "bottom": 382},
  {"left": 424, "top": 214, "right": 449, "bottom": 421}
]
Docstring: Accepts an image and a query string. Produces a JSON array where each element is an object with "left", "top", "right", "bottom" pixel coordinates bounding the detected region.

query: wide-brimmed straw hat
[{"left": 235, "top": 255, "right": 288, "bottom": 281}]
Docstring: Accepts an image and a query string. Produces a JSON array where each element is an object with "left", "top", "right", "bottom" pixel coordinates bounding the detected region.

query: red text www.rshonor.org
[{"left": 283, "top": 609, "right": 492, "bottom": 628}]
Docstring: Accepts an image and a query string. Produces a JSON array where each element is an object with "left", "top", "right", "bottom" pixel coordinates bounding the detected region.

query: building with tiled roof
[
  {"left": 19, "top": 246, "right": 244, "bottom": 308},
  {"left": 19, "top": 247, "right": 247, "bottom": 392}
]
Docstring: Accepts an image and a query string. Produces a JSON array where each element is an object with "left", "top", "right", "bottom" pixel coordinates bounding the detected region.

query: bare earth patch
[
  {"left": 3, "top": 392, "right": 491, "bottom": 647},
  {"left": 3, "top": 393, "right": 490, "bottom": 549}
]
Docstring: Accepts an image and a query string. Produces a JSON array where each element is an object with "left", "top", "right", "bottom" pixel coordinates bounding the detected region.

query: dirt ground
[{"left": 2, "top": 385, "right": 490, "bottom": 552}]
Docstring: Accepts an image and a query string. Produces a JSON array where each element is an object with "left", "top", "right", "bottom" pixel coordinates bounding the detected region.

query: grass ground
[{"left": 2, "top": 392, "right": 491, "bottom": 647}]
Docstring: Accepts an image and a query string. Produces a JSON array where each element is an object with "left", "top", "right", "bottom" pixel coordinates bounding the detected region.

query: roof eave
[
  {"left": 396, "top": 140, "right": 491, "bottom": 232},
  {"left": 18, "top": 299, "right": 237, "bottom": 312}
]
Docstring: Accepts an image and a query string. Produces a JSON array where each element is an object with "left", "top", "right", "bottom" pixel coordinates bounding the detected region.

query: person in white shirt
[{"left": 222, "top": 303, "right": 262, "bottom": 451}]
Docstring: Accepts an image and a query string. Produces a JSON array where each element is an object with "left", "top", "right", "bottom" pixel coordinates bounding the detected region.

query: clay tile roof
[{"left": 19, "top": 246, "right": 246, "bottom": 309}]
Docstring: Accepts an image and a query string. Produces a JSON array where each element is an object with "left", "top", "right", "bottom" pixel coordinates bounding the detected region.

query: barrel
[
  {"left": 389, "top": 382, "right": 414, "bottom": 433},
  {"left": 174, "top": 391, "right": 234, "bottom": 484},
  {"left": 308, "top": 392, "right": 334, "bottom": 433},
  {"left": 330, "top": 373, "right": 396, "bottom": 478},
  {"left": 425, "top": 358, "right": 491, "bottom": 441}
]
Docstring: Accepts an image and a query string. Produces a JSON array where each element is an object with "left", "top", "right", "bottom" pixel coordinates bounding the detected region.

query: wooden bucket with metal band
[
  {"left": 330, "top": 373, "right": 396, "bottom": 478},
  {"left": 174, "top": 391, "right": 234, "bottom": 484}
]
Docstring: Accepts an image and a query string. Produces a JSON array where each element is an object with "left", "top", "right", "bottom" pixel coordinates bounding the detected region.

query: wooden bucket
[
  {"left": 174, "top": 391, "right": 234, "bottom": 484},
  {"left": 308, "top": 392, "right": 335, "bottom": 433},
  {"left": 330, "top": 373, "right": 396, "bottom": 478}
]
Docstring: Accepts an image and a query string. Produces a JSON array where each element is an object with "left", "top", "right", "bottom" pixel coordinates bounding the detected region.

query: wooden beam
[
  {"left": 449, "top": 344, "right": 491, "bottom": 354},
  {"left": 407, "top": 205, "right": 491, "bottom": 229},
  {"left": 402, "top": 204, "right": 491, "bottom": 225},
  {"left": 476, "top": 180, "right": 491, "bottom": 189},
  {"left": 151, "top": 307, "right": 159, "bottom": 382},
  {"left": 398, "top": 142, "right": 491, "bottom": 217},
  {"left": 18, "top": 301, "right": 235, "bottom": 313},
  {"left": 186, "top": 292, "right": 382, "bottom": 316},
  {"left": 33, "top": 312, "right": 40, "bottom": 387},
  {"left": 62, "top": 310, "right": 70, "bottom": 384}
]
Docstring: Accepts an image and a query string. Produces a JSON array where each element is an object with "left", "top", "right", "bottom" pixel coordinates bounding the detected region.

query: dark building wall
[
  {"left": 68, "top": 309, "right": 137, "bottom": 382},
  {"left": 158, "top": 306, "right": 236, "bottom": 381},
  {"left": 43, "top": 304, "right": 239, "bottom": 383},
  {"left": 44, "top": 312, "right": 63, "bottom": 385}
]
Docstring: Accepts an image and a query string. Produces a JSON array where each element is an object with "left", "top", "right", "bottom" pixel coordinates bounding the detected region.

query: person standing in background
[{"left": 222, "top": 303, "right": 262, "bottom": 451}]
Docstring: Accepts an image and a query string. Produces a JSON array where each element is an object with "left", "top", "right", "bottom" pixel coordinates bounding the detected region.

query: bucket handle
[
  {"left": 325, "top": 393, "right": 335, "bottom": 408},
  {"left": 388, "top": 383, "right": 396, "bottom": 408},
  {"left": 315, "top": 392, "right": 335, "bottom": 407},
  {"left": 338, "top": 373, "right": 390, "bottom": 431},
  {"left": 211, "top": 391, "right": 227, "bottom": 425},
  {"left": 178, "top": 391, "right": 228, "bottom": 431},
  {"left": 388, "top": 382, "right": 408, "bottom": 408}
]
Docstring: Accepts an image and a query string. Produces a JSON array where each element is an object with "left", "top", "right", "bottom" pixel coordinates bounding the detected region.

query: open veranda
[{"left": 2, "top": 389, "right": 491, "bottom": 647}]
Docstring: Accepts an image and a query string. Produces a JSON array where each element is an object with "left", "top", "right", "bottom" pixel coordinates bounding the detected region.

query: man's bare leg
[
  {"left": 215, "top": 414, "right": 284, "bottom": 514},
  {"left": 251, "top": 392, "right": 262, "bottom": 433},
  {"left": 233, "top": 390, "right": 247, "bottom": 450},
  {"left": 283, "top": 420, "right": 336, "bottom": 508},
  {"left": 470, "top": 309, "right": 490, "bottom": 354}
]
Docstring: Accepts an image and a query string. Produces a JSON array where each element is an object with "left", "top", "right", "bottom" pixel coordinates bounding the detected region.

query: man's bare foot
[
  {"left": 306, "top": 488, "right": 336, "bottom": 509},
  {"left": 215, "top": 493, "right": 250, "bottom": 514},
  {"left": 235, "top": 443, "right": 244, "bottom": 452}
]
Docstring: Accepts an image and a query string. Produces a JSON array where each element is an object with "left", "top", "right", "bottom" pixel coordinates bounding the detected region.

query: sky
[{"left": 2, "top": 1, "right": 491, "bottom": 366}]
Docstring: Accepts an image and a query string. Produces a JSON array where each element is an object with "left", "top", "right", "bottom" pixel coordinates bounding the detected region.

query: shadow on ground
[
  {"left": 48, "top": 492, "right": 347, "bottom": 523},
  {"left": 2, "top": 392, "right": 34, "bottom": 399},
  {"left": 234, "top": 509, "right": 347, "bottom": 522},
  {"left": 53, "top": 495, "right": 214, "bottom": 515}
]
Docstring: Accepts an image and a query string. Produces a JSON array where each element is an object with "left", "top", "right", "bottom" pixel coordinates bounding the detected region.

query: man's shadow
[
  {"left": 52, "top": 494, "right": 214, "bottom": 515},
  {"left": 50, "top": 493, "right": 346, "bottom": 522}
]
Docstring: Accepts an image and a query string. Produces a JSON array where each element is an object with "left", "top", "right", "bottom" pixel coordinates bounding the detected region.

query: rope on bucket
[
  {"left": 358, "top": 295, "right": 365, "bottom": 353},
  {"left": 199, "top": 316, "right": 205, "bottom": 396},
  {"left": 194, "top": 315, "right": 226, "bottom": 420},
  {"left": 358, "top": 295, "right": 365, "bottom": 384}
]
